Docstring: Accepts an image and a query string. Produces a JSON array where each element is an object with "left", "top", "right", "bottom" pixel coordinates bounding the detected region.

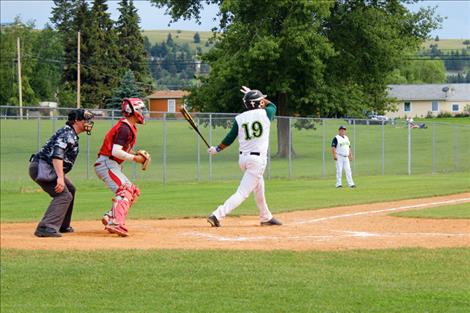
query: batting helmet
[
  {"left": 122, "top": 98, "right": 146, "bottom": 124},
  {"left": 243, "top": 90, "right": 267, "bottom": 110}
]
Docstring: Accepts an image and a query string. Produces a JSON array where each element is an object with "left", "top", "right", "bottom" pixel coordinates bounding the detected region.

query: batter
[{"left": 206, "top": 86, "right": 282, "bottom": 227}]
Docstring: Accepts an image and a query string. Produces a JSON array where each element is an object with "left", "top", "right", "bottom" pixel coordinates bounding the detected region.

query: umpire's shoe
[
  {"left": 260, "top": 218, "right": 282, "bottom": 226},
  {"left": 34, "top": 226, "right": 62, "bottom": 237},
  {"left": 207, "top": 215, "right": 221, "bottom": 227}
]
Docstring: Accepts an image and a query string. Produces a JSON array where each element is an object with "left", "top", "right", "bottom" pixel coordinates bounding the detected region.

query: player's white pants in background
[
  {"left": 211, "top": 154, "right": 273, "bottom": 223},
  {"left": 336, "top": 155, "right": 355, "bottom": 187}
]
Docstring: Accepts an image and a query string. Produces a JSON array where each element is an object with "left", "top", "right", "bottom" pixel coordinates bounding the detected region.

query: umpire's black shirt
[{"left": 33, "top": 125, "right": 79, "bottom": 173}]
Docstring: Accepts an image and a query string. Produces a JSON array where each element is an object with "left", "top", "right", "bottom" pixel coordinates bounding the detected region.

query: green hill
[
  {"left": 422, "top": 38, "right": 470, "bottom": 51},
  {"left": 142, "top": 29, "right": 216, "bottom": 52}
]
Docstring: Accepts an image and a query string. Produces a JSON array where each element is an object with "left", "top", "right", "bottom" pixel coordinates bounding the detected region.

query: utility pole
[
  {"left": 77, "top": 31, "right": 81, "bottom": 108},
  {"left": 17, "top": 37, "right": 23, "bottom": 119}
]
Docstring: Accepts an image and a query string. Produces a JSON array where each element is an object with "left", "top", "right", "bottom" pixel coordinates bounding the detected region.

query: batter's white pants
[
  {"left": 211, "top": 154, "right": 273, "bottom": 223},
  {"left": 336, "top": 155, "right": 355, "bottom": 187}
]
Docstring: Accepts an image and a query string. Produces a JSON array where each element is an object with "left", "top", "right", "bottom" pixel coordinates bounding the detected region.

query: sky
[{"left": 1, "top": 0, "right": 469, "bottom": 38}]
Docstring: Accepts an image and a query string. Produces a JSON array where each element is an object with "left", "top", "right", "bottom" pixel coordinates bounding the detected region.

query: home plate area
[{"left": 1, "top": 193, "right": 469, "bottom": 251}]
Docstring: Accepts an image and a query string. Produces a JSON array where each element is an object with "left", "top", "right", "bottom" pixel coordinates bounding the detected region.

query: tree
[
  {"left": 193, "top": 32, "right": 200, "bottom": 43},
  {"left": 107, "top": 70, "right": 144, "bottom": 108},
  {"left": 0, "top": 18, "right": 40, "bottom": 106},
  {"left": 150, "top": 0, "right": 441, "bottom": 156},
  {"left": 30, "top": 25, "right": 64, "bottom": 102},
  {"left": 115, "top": 0, "right": 152, "bottom": 91},
  {"left": 82, "top": 0, "right": 122, "bottom": 108}
]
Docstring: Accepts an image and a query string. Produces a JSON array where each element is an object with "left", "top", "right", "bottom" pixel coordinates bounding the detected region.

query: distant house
[
  {"left": 146, "top": 90, "right": 190, "bottom": 118},
  {"left": 386, "top": 84, "right": 470, "bottom": 118}
]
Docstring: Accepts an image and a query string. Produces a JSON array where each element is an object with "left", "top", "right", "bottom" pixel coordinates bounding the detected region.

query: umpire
[{"left": 29, "top": 109, "right": 94, "bottom": 237}]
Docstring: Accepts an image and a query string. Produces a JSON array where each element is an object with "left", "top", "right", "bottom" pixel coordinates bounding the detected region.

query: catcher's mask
[
  {"left": 67, "top": 109, "right": 94, "bottom": 135},
  {"left": 243, "top": 90, "right": 266, "bottom": 110},
  {"left": 122, "top": 98, "right": 147, "bottom": 124}
]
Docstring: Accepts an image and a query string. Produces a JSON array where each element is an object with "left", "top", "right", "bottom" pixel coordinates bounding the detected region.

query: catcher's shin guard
[{"left": 111, "top": 184, "right": 140, "bottom": 225}]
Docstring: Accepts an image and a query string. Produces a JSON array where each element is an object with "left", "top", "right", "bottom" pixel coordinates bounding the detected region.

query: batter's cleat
[
  {"left": 336, "top": 185, "right": 343, "bottom": 188},
  {"left": 350, "top": 185, "right": 356, "bottom": 188},
  {"left": 105, "top": 224, "right": 129, "bottom": 237},
  {"left": 207, "top": 215, "right": 221, "bottom": 227},
  {"left": 260, "top": 218, "right": 282, "bottom": 226}
]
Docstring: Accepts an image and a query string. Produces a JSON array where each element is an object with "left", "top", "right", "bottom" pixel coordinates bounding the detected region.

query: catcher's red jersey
[{"left": 98, "top": 118, "right": 137, "bottom": 164}]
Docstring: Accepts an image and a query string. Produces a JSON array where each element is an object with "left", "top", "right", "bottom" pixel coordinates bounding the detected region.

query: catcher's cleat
[
  {"left": 105, "top": 224, "right": 129, "bottom": 237},
  {"left": 101, "top": 214, "right": 112, "bottom": 226},
  {"left": 207, "top": 215, "right": 221, "bottom": 227},
  {"left": 260, "top": 218, "right": 282, "bottom": 226}
]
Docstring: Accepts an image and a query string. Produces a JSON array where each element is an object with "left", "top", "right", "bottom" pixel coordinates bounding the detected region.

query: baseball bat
[{"left": 180, "top": 107, "right": 211, "bottom": 148}]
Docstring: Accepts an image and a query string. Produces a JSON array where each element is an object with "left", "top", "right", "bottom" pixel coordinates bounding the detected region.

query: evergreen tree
[
  {"left": 83, "top": 0, "right": 122, "bottom": 108},
  {"left": 116, "top": 0, "right": 152, "bottom": 92},
  {"left": 193, "top": 32, "right": 200, "bottom": 43},
  {"left": 107, "top": 70, "right": 144, "bottom": 108}
]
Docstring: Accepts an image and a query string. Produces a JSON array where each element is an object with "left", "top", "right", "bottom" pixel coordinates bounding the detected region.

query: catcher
[{"left": 94, "top": 98, "right": 151, "bottom": 237}]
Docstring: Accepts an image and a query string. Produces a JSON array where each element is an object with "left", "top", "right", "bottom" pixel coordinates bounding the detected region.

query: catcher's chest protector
[{"left": 98, "top": 119, "right": 137, "bottom": 164}]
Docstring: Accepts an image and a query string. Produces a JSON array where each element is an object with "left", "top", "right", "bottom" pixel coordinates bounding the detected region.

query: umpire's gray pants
[{"left": 29, "top": 161, "right": 76, "bottom": 231}]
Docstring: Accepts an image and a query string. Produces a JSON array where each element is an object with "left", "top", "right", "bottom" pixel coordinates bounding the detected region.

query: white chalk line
[
  {"left": 292, "top": 197, "right": 470, "bottom": 225},
  {"left": 183, "top": 230, "right": 470, "bottom": 243},
  {"left": 182, "top": 196, "right": 470, "bottom": 243}
]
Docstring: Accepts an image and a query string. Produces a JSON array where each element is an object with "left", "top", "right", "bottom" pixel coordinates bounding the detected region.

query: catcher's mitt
[{"left": 136, "top": 150, "right": 151, "bottom": 171}]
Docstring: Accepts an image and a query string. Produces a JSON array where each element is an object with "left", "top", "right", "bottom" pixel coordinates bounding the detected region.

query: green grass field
[
  {"left": 2, "top": 117, "right": 470, "bottom": 184},
  {"left": 1, "top": 173, "right": 469, "bottom": 223},
  {"left": 2, "top": 115, "right": 470, "bottom": 312},
  {"left": 2, "top": 248, "right": 470, "bottom": 313}
]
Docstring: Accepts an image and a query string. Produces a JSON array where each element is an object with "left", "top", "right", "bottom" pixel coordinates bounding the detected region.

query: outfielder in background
[
  {"left": 94, "top": 98, "right": 151, "bottom": 237},
  {"left": 331, "top": 125, "right": 356, "bottom": 188},
  {"left": 207, "top": 86, "right": 282, "bottom": 227},
  {"left": 29, "top": 109, "right": 94, "bottom": 237}
]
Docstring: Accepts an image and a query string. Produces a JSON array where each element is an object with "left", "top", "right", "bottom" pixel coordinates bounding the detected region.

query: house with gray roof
[{"left": 386, "top": 84, "right": 470, "bottom": 118}]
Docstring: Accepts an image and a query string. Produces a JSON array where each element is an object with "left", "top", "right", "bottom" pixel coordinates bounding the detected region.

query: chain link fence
[{"left": 1, "top": 106, "right": 469, "bottom": 183}]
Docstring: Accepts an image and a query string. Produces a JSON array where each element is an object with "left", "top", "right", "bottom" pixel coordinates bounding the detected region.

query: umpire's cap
[
  {"left": 67, "top": 108, "right": 93, "bottom": 122},
  {"left": 338, "top": 125, "right": 347, "bottom": 130}
]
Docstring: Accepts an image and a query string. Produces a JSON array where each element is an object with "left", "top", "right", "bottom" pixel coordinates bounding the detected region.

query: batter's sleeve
[
  {"left": 331, "top": 137, "right": 338, "bottom": 148},
  {"left": 265, "top": 102, "right": 276, "bottom": 121},
  {"left": 220, "top": 120, "right": 239, "bottom": 148}
]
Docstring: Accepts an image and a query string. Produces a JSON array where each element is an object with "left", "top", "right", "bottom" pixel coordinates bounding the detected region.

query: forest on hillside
[{"left": 1, "top": 0, "right": 468, "bottom": 114}]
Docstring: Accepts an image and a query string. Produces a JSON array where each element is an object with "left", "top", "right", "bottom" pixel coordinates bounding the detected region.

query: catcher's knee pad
[{"left": 111, "top": 183, "right": 137, "bottom": 225}]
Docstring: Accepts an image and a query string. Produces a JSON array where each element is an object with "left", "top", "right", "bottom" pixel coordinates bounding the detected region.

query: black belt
[{"left": 240, "top": 152, "right": 260, "bottom": 156}]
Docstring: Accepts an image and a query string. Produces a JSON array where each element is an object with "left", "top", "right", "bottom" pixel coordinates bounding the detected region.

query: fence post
[
  {"left": 408, "top": 123, "right": 411, "bottom": 176},
  {"left": 322, "top": 119, "right": 326, "bottom": 177},
  {"left": 197, "top": 117, "right": 201, "bottom": 181},
  {"left": 432, "top": 123, "right": 436, "bottom": 173},
  {"left": 288, "top": 117, "right": 292, "bottom": 178},
  {"left": 162, "top": 113, "right": 167, "bottom": 184},
  {"left": 52, "top": 114, "right": 56, "bottom": 132},
  {"left": 267, "top": 146, "right": 271, "bottom": 180},
  {"left": 454, "top": 125, "right": 459, "bottom": 172},
  {"left": 209, "top": 113, "right": 213, "bottom": 181},
  {"left": 86, "top": 133, "right": 90, "bottom": 179},
  {"left": 37, "top": 115, "right": 41, "bottom": 151},
  {"left": 381, "top": 120, "right": 385, "bottom": 175},
  {"left": 353, "top": 119, "right": 356, "bottom": 174}
]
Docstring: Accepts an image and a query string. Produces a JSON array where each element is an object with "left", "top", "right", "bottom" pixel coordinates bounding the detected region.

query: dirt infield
[{"left": 2, "top": 193, "right": 469, "bottom": 251}]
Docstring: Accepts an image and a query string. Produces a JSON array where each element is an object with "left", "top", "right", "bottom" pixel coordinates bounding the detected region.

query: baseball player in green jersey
[{"left": 206, "top": 86, "right": 282, "bottom": 227}]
